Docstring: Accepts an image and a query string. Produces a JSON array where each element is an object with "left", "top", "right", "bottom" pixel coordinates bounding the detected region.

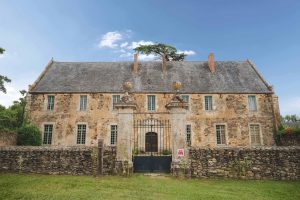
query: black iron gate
[{"left": 133, "top": 115, "right": 172, "bottom": 173}]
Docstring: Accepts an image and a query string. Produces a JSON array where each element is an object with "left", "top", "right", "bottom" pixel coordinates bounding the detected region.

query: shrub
[{"left": 17, "top": 124, "right": 41, "bottom": 146}]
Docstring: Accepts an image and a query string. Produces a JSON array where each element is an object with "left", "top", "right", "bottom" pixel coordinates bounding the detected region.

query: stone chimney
[
  {"left": 133, "top": 53, "right": 138, "bottom": 74},
  {"left": 162, "top": 53, "right": 167, "bottom": 73},
  {"left": 208, "top": 53, "right": 215, "bottom": 73}
]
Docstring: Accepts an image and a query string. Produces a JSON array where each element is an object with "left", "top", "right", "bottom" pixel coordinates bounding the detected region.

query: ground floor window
[
  {"left": 43, "top": 124, "right": 53, "bottom": 145},
  {"left": 110, "top": 125, "right": 118, "bottom": 145},
  {"left": 186, "top": 125, "right": 191, "bottom": 147},
  {"left": 216, "top": 125, "right": 226, "bottom": 145},
  {"left": 250, "top": 124, "right": 261, "bottom": 145},
  {"left": 77, "top": 124, "right": 86, "bottom": 144}
]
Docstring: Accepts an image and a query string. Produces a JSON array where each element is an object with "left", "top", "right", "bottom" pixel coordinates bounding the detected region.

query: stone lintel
[
  {"left": 165, "top": 101, "right": 189, "bottom": 110},
  {"left": 114, "top": 102, "right": 137, "bottom": 111}
]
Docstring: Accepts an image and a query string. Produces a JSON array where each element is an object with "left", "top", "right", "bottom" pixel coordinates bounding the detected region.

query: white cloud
[
  {"left": 120, "top": 42, "right": 129, "bottom": 48},
  {"left": 0, "top": 85, "right": 22, "bottom": 107},
  {"left": 126, "top": 40, "right": 154, "bottom": 50},
  {"left": 177, "top": 50, "right": 196, "bottom": 55},
  {"left": 280, "top": 97, "right": 300, "bottom": 116},
  {"left": 119, "top": 52, "right": 132, "bottom": 58},
  {"left": 99, "top": 31, "right": 123, "bottom": 48},
  {"left": 139, "top": 54, "right": 158, "bottom": 61}
]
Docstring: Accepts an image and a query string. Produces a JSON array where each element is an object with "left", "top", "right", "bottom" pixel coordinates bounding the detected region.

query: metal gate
[{"left": 133, "top": 115, "right": 172, "bottom": 173}]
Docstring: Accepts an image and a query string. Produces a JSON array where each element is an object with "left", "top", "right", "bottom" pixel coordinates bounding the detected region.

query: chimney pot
[
  {"left": 133, "top": 53, "right": 138, "bottom": 74},
  {"left": 208, "top": 53, "right": 215, "bottom": 73}
]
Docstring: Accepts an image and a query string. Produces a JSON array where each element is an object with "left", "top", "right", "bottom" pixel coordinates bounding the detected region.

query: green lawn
[{"left": 0, "top": 173, "right": 299, "bottom": 200}]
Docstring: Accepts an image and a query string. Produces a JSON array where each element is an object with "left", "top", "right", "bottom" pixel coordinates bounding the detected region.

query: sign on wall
[{"left": 177, "top": 149, "right": 184, "bottom": 157}]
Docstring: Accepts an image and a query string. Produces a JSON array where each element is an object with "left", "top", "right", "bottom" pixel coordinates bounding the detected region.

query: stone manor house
[{"left": 26, "top": 53, "right": 280, "bottom": 172}]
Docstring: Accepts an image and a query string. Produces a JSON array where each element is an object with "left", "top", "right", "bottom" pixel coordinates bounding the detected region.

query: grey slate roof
[{"left": 30, "top": 61, "right": 272, "bottom": 94}]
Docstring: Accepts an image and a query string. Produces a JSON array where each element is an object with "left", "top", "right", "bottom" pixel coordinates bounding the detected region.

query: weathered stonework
[
  {"left": 26, "top": 93, "right": 279, "bottom": 148},
  {"left": 0, "top": 130, "right": 17, "bottom": 146},
  {"left": 189, "top": 147, "right": 300, "bottom": 180}
]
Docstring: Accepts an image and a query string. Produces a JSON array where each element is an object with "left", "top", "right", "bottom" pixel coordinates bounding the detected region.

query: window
[
  {"left": 77, "top": 124, "right": 86, "bottom": 144},
  {"left": 186, "top": 125, "right": 191, "bottom": 147},
  {"left": 147, "top": 95, "right": 156, "bottom": 111},
  {"left": 216, "top": 125, "right": 226, "bottom": 145},
  {"left": 248, "top": 95, "right": 257, "bottom": 111},
  {"left": 43, "top": 124, "right": 53, "bottom": 145},
  {"left": 110, "top": 125, "right": 118, "bottom": 145},
  {"left": 79, "top": 95, "right": 87, "bottom": 111},
  {"left": 250, "top": 124, "right": 261, "bottom": 145},
  {"left": 112, "top": 95, "right": 120, "bottom": 110},
  {"left": 205, "top": 96, "right": 213, "bottom": 111},
  {"left": 47, "top": 95, "right": 54, "bottom": 110},
  {"left": 182, "top": 95, "right": 189, "bottom": 103}
]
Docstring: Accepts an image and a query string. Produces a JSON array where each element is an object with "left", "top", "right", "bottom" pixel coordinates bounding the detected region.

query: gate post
[
  {"left": 97, "top": 139, "right": 103, "bottom": 176},
  {"left": 114, "top": 82, "right": 137, "bottom": 176},
  {"left": 166, "top": 81, "right": 190, "bottom": 177}
]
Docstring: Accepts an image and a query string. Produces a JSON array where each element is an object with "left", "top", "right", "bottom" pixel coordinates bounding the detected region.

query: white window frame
[
  {"left": 76, "top": 123, "right": 87, "bottom": 145},
  {"left": 112, "top": 95, "right": 121, "bottom": 111},
  {"left": 215, "top": 124, "right": 228, "bottom": 146},
  {"left": 147, "top": 95, "right": 156, "bottom": 111},
  {"left": 79, "top": 95, "right": 87, "bottom": 111},
  {"left": 182, "top": 95, "right": 190, "bottom": 110},
  {"left": 46, "top": 95, "right": 55, "bottom": 111},
  {"left": 42, "top": 123, "right": 54, "bottom": 145},
  {"left": 110, "top": 124, "right": 118, "bottom": 145},
  {"left": 248, "top": 95, "right": 257, "bottom": 111},
  {"left": 204, "top": 96, "right": 213, "bottom": 111},
  {"left": 186, "top": 124, "right": 192, "bottom": 147},
  {"left": 249, "top": 123, "right": 263, "bottom": 146}
]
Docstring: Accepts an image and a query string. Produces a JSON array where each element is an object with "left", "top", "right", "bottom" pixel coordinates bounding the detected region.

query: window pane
[
  {"left": 205, "top": 96, "right": 212, "bottom": 111},
  {"left": 248, "top": 96, "right": 257, "bottom": 111},
  {"left": 77, "top": 124, "right": 86, "bottom": 144},
  {"left": 47, "top": 96, "right": 54, "bottom": 110},
  {"left": 250, "top": 124, "right": 261, "bottom": 145},
  {"left": 147, "top": 95, "right": 155, "bottom": 111},
  {"left": 80, "top": 95, "right": 87, "bottom": 111},
  {"left": 110, "top": 125, "right": 118, "bottom": 145},
  {"left": 216, "top": 125, "right": 226, "bottom": 145},
  {"left": 182, "top": 95, "right": 189, "bottom": 103},
  {"left": 43, "top": 124, "right": 53, "bottom": 145},
  {"left": 186, "top": 125, "right": 191, "bottom": 147},
  {"left": 112, "top": 95, "right": 120, "bottom": 110}
]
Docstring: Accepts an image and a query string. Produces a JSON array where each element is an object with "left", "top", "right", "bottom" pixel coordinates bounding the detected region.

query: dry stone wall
[{"left": 189, "top": 147, "right": 300, "bottom": 180}]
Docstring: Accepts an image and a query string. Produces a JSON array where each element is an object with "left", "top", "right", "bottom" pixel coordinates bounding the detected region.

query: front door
[{"left": 145, "top": 132, "right": 158, "bottom": 152}]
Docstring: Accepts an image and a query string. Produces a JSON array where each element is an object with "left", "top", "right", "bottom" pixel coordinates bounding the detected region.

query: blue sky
[{"left": 0, "top": 0, "right": 299, "bottom": 115}]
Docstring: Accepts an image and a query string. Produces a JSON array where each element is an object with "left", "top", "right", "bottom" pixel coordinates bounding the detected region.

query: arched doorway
[{"left": 145, "top": 132, "right": 158, "bottom": 152}]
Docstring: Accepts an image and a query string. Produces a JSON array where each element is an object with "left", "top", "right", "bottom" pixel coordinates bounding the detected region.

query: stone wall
[
  {"left": 0, "top": 146, "right": 116, "bottom": 175},
  {"left": 26, "top": 93, "right": 279, "bottom": 148},
  {"left": 189, "top": 147, "right": 300, "bottom": 180},
  {"left": 0, "top": 130, "right": 17, "bottom": 146}
]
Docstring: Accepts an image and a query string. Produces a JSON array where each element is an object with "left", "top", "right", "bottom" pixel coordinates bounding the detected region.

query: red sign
[{"left": 177, "top": 149, "right": 184, "bottom": 157}]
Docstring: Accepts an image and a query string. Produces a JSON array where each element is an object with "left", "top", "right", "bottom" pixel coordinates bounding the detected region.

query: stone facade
[
  {"left": 0, "top": 130, "right": 17, "bottom": 146},
  {"left": 26, "top": 92, "right": 279, "bottom": 148},
  {"left": 188, "top": 147, "right": 300, "bottom": 180}
]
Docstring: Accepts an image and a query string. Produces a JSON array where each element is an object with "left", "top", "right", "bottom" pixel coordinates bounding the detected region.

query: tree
[
  {"left": 134, "top": 43, "right": 186, "bottom": 61},
  {"left": 0, "top": 47, "right": 11, "bottom": 93}
]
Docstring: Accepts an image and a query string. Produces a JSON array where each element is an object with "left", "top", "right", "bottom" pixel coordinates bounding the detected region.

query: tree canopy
[
  {"left": 0, "top": 47, "right": 11, "bottom": 93},
  {"left": 134, "top": 43, "right": 186, "bottom": 61}
]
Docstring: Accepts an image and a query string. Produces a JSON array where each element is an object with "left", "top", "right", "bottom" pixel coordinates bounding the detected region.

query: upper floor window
[
  {"left": 147, "top": 95, "right": 156, "bottom": 111},
  {"left": 112, "top": 95, "right": 120, "bottom": 110},
  {"left": 182, "top": 95, "right": 189, "bottom": 103},
  {"left": 186, "top": 124, "right": 191, "bottom": 147},
  {"left": 79, "top": 95, "right": 87, "bottom": 111},
  {"left": 216, "top": 125, "right": 226, "bottom": 145},
  {"left": 43, "top": 124, "right": 53, "bottom": 145},
  {"left": 77, "top": 124, "right": 86, "bottom": 144},
  {"left": 110, "top": 125, "right": 118, "bottom": 145},
  {"left": 47, "top": 95, "right": 54, "bottom": 111},
  {"left": 205, "top": 96, "right": 213, "bottom": 111},
  {"left": 250, "top": 124, "right": 261, "bottom": 145},
  {"left": 248, "top": 95, "right": 257, "bottom": 111}
]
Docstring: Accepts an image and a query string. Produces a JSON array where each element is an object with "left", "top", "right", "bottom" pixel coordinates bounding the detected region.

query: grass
[{"left": 0, "top": 173, "right": 299, "bottom": 200}]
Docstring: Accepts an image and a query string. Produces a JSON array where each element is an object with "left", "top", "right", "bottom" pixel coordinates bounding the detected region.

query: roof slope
[{"left": 30, "top": 61, "right": 272, "bottom": 94}]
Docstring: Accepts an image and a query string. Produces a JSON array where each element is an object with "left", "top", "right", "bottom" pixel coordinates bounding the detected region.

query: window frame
[
  {"left": 112, "top": 95, "right": 121, "bottom": 111},
  {"left": 46, "top": 95, "right": 55, "bottom": 111},
  {"left": 147, "top": 95, "right": 156, "bottom": 111},
  {"left": 248, "top": 95, "right": 257, "bottom": 111},
  {"left": 215, "top": 124, "right": 227, "bottom": 146},
  {"left": 42, "top": 123, "right": 53, "bottom": 145},
  {"left": 110, "top": 124, "right": 118, "bottom": 145},
  {"left": 79, "top": 95, "right": 88, "bottom": 111},
  {"left": 76, "top": 123, "right": 87, "bottom": 145},
  {"left": 186, "top": 124, "right": 192, "bottom": 147},
  {"left": 249, "top": 123, "right": 263, "bottom": 146},
  {"left": 204, "top": 96, "right": 213, "bottom": 111}
]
